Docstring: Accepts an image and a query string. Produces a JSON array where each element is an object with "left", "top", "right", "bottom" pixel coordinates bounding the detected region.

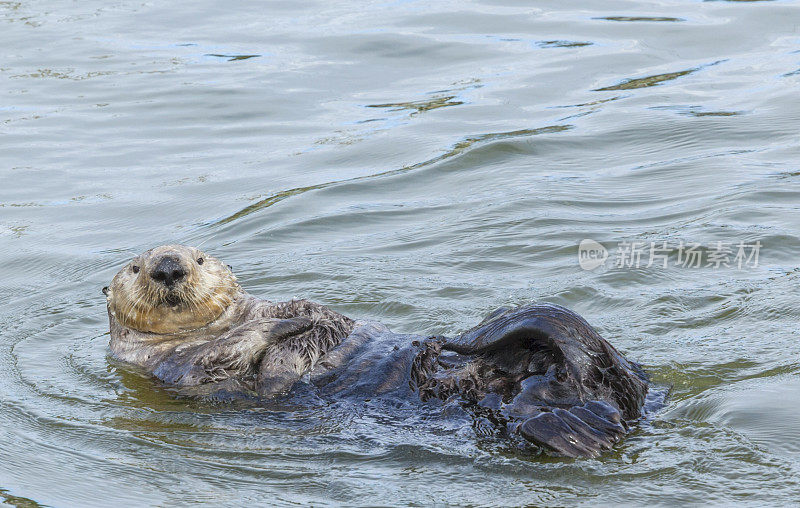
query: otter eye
[
  {"left": 197, "top": 257, "right": 204, "bottom": 265},
  {"left": 132, "top": 265, "right": 140, "bottom": 273}
]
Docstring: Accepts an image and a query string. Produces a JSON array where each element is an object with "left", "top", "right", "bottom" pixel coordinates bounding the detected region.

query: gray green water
[{"left": 2, "top": 0, "right": 800, "bottom": 505}]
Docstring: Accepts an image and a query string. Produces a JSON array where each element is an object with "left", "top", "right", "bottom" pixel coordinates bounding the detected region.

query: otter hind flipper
[
  {"left": 443, "top": 303, "right": 596, "bottom": 356},
  {"left": 437, "top": 303, "right": 648, "bottom": 455},
  {"left": 447, "top": 304, "right": 648, "bottom": 415},
  {"left": 518, "top": 400, "right": 627, "bottom": 458},
  {"left": 441, "top": 304, "right": 596, "bottom": 388}
]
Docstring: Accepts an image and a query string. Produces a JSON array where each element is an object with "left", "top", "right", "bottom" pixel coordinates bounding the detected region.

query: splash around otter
[{"left": 105, "top": 244, "right": 651, "bottom": 458}]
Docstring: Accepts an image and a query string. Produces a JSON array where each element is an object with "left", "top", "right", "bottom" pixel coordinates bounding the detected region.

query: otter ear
[{"left": 102, "top": 286, "right": 109, "bottom": 296}]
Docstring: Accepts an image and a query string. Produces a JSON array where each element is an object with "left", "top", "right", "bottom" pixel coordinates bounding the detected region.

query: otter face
[{"left": 106, "top": 245, "right": 240, "bottom": 335}]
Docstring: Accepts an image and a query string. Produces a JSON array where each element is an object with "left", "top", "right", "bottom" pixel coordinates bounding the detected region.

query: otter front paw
[
  {"left": 517, "top": 400, "right": 627, "bottom": 458},
  {"left": 153, "top": 317, "right": 314, "bottom": 387}
]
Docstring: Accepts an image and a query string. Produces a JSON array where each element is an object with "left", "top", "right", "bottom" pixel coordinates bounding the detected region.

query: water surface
[{"left": 1, "top": 0, "right": 800, "bottom": 505}]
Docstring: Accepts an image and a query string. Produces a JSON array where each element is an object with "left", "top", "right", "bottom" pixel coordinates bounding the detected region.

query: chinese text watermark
[{"left": 578, "top": 239, "right": 761, "bottom": 271}]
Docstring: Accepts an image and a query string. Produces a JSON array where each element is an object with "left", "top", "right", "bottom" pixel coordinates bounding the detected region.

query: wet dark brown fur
[{"left": 106, "top": 245, "right": 650, "bottom": 458}]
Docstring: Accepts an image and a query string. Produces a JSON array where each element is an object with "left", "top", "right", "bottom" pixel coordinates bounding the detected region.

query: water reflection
[
  {"left": 536, "top": 40, "right": 593, "bottom": 48},
  {"left": 367, "top": 95, "right": 464, "bottom": 114},
  {"left": 204, "top": 54, "right": 261, "bottom": 61},
  {"left": 595, "top": 16, "right": 686, "bottom": 22},
  {"left": 595, "top": 68, "right": 699, "bottom": 91}
]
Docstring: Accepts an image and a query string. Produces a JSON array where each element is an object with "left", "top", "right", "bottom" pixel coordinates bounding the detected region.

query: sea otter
[{"left": 105, "top": 244, "right": 650, "bottom": 458}]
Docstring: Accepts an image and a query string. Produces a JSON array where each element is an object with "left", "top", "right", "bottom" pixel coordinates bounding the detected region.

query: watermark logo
[
  {"left": 578, "top": 239, "right": 609, "bottom": 271},
  {"left": 578, "top": 239, "right": 761, "bottom": 271}
]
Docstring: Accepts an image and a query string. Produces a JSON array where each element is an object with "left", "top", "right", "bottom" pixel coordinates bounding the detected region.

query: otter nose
[{"left": 150, "top": 256, "right": 186, "bottom": 287}]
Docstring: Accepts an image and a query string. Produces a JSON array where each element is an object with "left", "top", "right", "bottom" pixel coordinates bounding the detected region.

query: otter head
[{"left": 105, "top": 245, "right": 240, "bottom": 334}]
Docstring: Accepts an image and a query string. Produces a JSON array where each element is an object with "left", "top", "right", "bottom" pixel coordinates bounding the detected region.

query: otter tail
[{"left": 443, "top": 303, "right": 649, "bottom": 458}]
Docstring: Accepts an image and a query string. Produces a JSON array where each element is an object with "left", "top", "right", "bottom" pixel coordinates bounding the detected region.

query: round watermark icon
[{"left": 578, "top": 239, "right": 608, "bottom": 271}]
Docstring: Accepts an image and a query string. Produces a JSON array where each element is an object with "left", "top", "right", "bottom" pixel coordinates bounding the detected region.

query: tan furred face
[{"left": 106, "top": 245, "right": 240, "bottom": 335}]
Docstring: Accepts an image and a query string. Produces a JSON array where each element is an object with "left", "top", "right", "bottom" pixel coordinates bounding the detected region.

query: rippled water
[{"left": 2, "top": 0, "right": 800, "bottom": 505}]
